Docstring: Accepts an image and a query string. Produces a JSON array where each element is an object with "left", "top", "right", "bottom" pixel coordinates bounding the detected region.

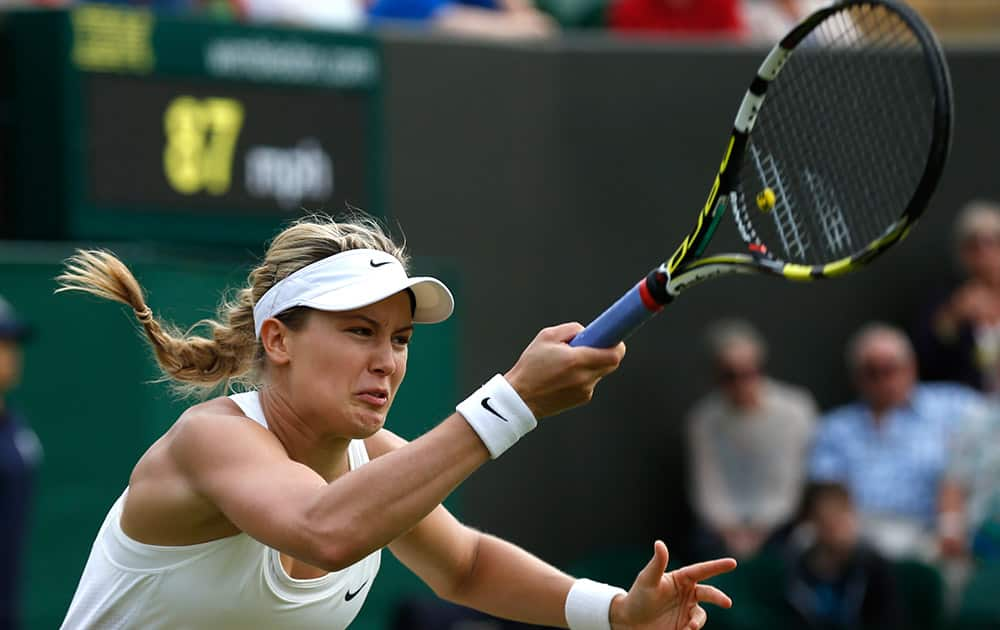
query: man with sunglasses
[
  {"left": 809, "top": 323, "right": 984, "bottom": 561},
  {"left": 687, "top": 319, "right": 818, "bottom": 560}
]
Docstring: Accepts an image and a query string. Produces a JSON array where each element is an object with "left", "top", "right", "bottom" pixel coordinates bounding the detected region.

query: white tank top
[{"left": 61, "top": 391, "right": 381, "bottom": 629}]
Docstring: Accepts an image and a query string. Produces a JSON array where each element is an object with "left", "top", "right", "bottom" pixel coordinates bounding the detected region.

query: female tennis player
[{"left": 58, "top": 215, "right": 735, "bottom": 630}]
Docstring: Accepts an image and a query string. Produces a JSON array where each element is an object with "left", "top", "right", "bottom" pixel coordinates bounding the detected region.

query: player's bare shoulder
[
  {"left": 123, "top": 397, "right": 273, "bottom": 545},
  {"left": 165, "top": 396, "right": 288, "bottom": 472}
]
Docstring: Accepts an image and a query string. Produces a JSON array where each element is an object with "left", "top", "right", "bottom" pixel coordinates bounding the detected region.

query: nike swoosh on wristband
[
  {"left": 480, "top": 397, "right": 509, "bottom": 422},
  {"left": 369, "top": 260, "right": 392, "bottom": 267},
  {"left": 345, "top": 580, "right": 368, "bottom": 601}
]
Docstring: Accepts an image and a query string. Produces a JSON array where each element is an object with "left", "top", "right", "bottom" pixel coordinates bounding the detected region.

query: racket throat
[
  {"left": 643, "top": 266, "right": 675, "bottom": 306},
  {"left": 693, "top": 197, "right": 729, "bottom": 258}
]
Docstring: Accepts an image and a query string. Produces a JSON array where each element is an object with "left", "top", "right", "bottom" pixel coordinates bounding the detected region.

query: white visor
[{"left": 252, "top": 249, "right": 454, "bottom": 338}]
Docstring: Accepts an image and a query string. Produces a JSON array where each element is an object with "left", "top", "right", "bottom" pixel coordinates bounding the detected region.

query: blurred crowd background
[
  {"left": 1, "top": 0, "right": 999, "bottom": 42},
  {"left": 2, "top": 1, "right": 1000, "bottom": 629}
]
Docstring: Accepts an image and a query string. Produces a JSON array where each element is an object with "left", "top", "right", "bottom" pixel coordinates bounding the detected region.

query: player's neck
[{"left": 258, "top": 388, "right": 352, "bottom": 482}]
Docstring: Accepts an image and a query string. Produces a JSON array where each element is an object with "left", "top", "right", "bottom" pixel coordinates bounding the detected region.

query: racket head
[{"left": 672, "top": 0, "right": 953, "bottom": 288}]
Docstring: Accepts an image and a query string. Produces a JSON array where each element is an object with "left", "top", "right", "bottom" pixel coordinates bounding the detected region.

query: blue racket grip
[{"left": 570, "top": 272, "right": 671, "bottom": 348}]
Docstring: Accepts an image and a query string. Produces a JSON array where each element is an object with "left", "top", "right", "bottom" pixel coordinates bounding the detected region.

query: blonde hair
[{"left": 55, "top": 213, "right": 407, "bottom": 396}]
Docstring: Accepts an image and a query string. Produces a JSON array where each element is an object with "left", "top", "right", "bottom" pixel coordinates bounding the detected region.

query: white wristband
[
  {"left": 565, "top": 578, "right": 626, "bottom": 630},
  {"left": 456, "top": 374, "right": 537, "bottom": 458}
]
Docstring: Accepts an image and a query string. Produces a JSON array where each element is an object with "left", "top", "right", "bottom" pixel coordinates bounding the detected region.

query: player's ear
[{"left": 259, "top": 318, "right": 292, "bottom": 366}]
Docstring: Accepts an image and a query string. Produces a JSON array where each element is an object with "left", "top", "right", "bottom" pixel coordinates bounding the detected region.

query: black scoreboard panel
[
  {"left": 86, "top": 74, "right": 370, "bottom": 215},
  {"left": 3, "top": 6, "right": 382, "bottom": 245}
]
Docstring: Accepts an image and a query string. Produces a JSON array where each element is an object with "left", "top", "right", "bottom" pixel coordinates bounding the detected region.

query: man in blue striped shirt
[{"left": 809, "top": 322, "right": 984, "bottom": 560}]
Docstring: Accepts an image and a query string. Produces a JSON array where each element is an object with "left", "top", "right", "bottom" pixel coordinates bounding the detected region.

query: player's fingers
[
  {"left": 695, "top": 584, "right": 732, "bottom": 609},
  {"left": 676, "top": 558, "right": 737, "bottom": 583},
  {"left": 542, "top": 322, "right": 585, "bottom": 342},
  {"left": 687, "top": 605, "right": 708, "bottom": 630},
  {"left": 637, "top": 540, "right": 669, "bottom": 587},
  {"left": 602, "top": 341, "right": 626, "bottom": 368},
  {"left": 570, "top": 342, "right": 627, "bottom": 374}
]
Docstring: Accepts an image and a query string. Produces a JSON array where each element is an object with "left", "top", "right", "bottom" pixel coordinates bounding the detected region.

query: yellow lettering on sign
[
  {"left": 72, "top": 6, "right": 155, "bottom": 73},
  {"left": 163, "top": 97, "right": 245, "bottom": 196}
]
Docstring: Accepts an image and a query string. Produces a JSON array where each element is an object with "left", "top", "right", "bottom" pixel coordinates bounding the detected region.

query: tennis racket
[{"left": 571, "top": 0, "right": 953, "bottom": 348}]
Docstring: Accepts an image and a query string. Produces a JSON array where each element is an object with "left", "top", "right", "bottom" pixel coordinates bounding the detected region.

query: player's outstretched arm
[
  {"left": 171, "top": 323, "right": 623, "bottom": 573},
  {"left": 391, "top": 509, "right": 735, "bottom": 630}
]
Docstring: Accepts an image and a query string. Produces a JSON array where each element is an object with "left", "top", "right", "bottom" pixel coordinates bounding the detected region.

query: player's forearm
[
  {"left": 304, "top": 414, "right": 490, "bottom": 569},
  {"left": 444, "top": 533, "right": 576, "bottom": 628}
]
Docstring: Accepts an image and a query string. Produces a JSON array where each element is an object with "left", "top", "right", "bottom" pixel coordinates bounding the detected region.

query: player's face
[{"left": 285, "top": 292, "right": 412, "bottom": 438}]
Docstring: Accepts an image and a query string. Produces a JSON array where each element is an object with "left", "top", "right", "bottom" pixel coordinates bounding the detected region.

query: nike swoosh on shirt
[
  {"left": 345, "top": 580, "right": 368, "bottom": 601},
  {"left": 369, "top": 260, "right": 392, "bottom": 268},
  {"left": 481, "top": 397, "right": 509, "bottom": 423}
]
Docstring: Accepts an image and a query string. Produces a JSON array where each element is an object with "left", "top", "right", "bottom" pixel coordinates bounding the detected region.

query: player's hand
[
  {"left": 609, "top": 541, "right": 736, "bottom": 630},
  {"left": 504, "top": 322, "right": 625, "bottom": 419}
]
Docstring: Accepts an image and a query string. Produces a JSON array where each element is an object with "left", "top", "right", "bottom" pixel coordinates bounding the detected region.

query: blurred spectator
[
  {"left": 687, "top": 319, "right": 818, "bottom": 559},
  {"left": 237, "top": 0, "right": 365, "bottom": 30},
  {"left": 809, "top": 322, "right": 983, "bottom": 561},
  {"left": 939, "top": 400, "right": 1000, "bottom": 564},
  {"left": 937, "top": 396, "right": 1000, "bottom": 621},
  {"left": 913, "top": 200, "right": 1000, "bottom": 392},
  {"left": 743, "top": 0, "right": 826, "bottom": 42},
  {"left": 368, "top": 0, "right": 555, "bottom": 39},
  {"left": 783, "top": 481, "right": 904, "bottom": 630},
  {"left": 608, "top": 0, "right": 743, "bottom": 37},
  {"left": 0, "top": 295, "right": 39, "bottom": 630},
  {"left": 607, "top": 0, "right": 826, "bottom": 40}
]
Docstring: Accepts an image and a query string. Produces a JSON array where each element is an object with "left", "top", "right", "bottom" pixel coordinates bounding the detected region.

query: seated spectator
[
  {"left": 809, "top": 322, "right": 984, "bottom": 560},
  {"left": 238, "top": 0, "right": 365, "bottom": 30},
  {"left": 913, "top": 200, "right": 1000, "bottom": 392},
  {"left": 742, "top": 0, "right": 827, "bottom": 42},
  {"left": 368, "top": 0, "right": 555, "bottom": 39},
  {"left": 608, "top": 0, "right": 743, "bottom": 37},
  {"left": 937, "top": 395, "right": 1000, "bottom": 621},
  {"left": 687, "top": 319, "right": 818, "bottom": 559},
  {"left": 939, "top": 398, "right": 1000, "bottom": 565},
  {"left": 607, "top": 0, "right": 824, "bottom": 40},
  {"left": 783, "top": 481, "right": 904, "bottom": 630}
]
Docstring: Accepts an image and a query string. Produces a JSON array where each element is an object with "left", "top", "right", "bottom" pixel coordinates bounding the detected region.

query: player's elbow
[
  {"left": 431, "top": 530, "right": 484, "bottom": 604},
  {"left": 309, "top": 537, "right": 369, "bottom": 573},
  {"left": 300, "top": 516, "right": 373, "bottom": 572}
]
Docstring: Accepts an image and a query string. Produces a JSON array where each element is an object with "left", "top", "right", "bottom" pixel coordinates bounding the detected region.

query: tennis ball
[{"left": 756, "top": 187, "right": 776, "bottom": 212}]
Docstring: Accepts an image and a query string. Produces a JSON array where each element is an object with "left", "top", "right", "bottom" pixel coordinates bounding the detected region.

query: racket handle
[{"left": 570, "top": 272, "right": 671, "bottom": 348}]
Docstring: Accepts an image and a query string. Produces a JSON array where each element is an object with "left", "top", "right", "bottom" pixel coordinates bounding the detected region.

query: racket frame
[{"left": 570, "top": 0, "right": 953, "bottom": 349}]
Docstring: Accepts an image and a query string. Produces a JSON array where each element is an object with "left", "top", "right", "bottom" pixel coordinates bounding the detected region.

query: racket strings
[{"left": 738, "top": 3, "right": 936, "bottom": 266}]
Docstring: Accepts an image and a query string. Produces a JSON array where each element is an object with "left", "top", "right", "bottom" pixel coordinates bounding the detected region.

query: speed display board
[
  {"left": 87, "top": 75, "right": 369, "bottom": 214},
  {"left": 3, "top": 5, "right": 382, "bottom": 245}
]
